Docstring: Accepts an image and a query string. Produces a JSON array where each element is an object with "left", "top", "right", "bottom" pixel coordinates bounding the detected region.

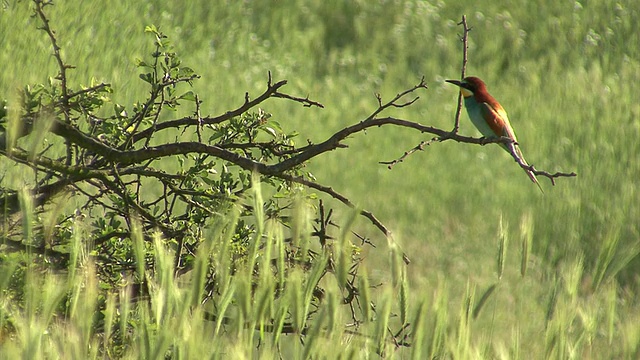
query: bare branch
[
  {"left": 33, "top": 0, "right": 71, "bottom": 119},
  {"left": 503, "top": 141, "right": 577, "bottom": 183},
  {"left": 67, "top": 83, "right": 111, "bottom": 99},
  {"left": 9, "top": 107, "right": 575, "bottom": 186},
  {"left": 129, "top": 75, "right": 321, "bottom": 144},
  {"left": 452, "top": 15, "right": 471, "bottom": 134},
  {"left": 367, "top": 77, "right": 428, "bottom": 120},
  {"left": 272, "top": 92, "right": 324, "bottom": 108},
  {"left": 380, "top": 138, "right": 436, "bottom": 169}
]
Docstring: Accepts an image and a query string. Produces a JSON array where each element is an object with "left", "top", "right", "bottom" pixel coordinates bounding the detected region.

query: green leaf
[
  {"left": 139, "top": 73, "right": 154, "bottom": 84},
  {"left": 135, "top": 58, "right": 150, "bottom": 68},
  {"left": 144, "top": 25, "right": 158, "bottom": 34},
  {"left": 181, "top": 66, "right": 194, "bottom": 74},
  {"left": 260, "top": 126, "right": 277, "bottom": 138},
  {"left": 178, "top": 91, "right": 196, "bottom": 102},
  {"left": 266, "top": 120, "right": 282, "bottom": 132},
  {"left": 208, "top": 131, "right": 225, "bottom": 143}
]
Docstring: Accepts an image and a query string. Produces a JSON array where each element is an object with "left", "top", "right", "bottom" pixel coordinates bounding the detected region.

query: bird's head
[{"left": 445, "top": 76, "right": 487, "bottom": 98}]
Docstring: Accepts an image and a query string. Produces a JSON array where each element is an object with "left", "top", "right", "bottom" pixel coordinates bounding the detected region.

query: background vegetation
[{"left": 1, "top": 0, "right": 639, "bottom": 358}]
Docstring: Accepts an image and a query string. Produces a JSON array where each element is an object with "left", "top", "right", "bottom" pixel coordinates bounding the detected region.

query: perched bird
[{"left": 445, "top": 76, "right": 542, "bottom": 191}]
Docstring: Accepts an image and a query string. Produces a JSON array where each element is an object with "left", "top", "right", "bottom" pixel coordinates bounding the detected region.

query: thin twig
[
  {"left": 380, "top": 138, "right": 435, "bottom": 169},
  {"left": 33, "top": 0, "right": 76, "bottom": 166},
  {"left": 272, "top": 92, "right": 324, "bottom": 108},
  {"left": 195, "top": 94, "right": 203, "bottom": 143},
  {"left": 452, "top": 15, "right": 471, "bottom": 134},
  {"left": 368, "top": 77, "right": 428, "bottom": 120},
  {"left": 33, "top": 0, "right": 71, "bottom": 117},
  {"left": 381, "top": 16, "right": 470, "bottom": 168},
  {"left": 503, "top": 141, "right": 577, "bottom": 185},
  {"left": 66, "top": 83, "right": 111, "bottom": 99}
]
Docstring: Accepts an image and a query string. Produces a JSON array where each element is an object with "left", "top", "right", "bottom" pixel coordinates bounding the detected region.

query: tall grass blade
[
  {"left": 429, "top": 277, "right": 448, "bottom": 359},
  {"left": 214, "top": 282, "right": 236, "bottom": 335},
  {"left": 358, "top": 266, "right": 371, "bottom": 322},
  {"left": 302, "top": 306, "right": 325, "bottom": 359},
  {"left": 473, "top": 283, "right": 497, "bottom": 319},
  {"left": 411, "top": 301, "right": 427, "bottom": 360},
  {"left": 303, "top": 253, "right": 328, "bottom": 320},
  {"left": 374, "top": 294, "right": 392, "bottom": 355},
  {"left": 400, "top": 269, "right": 408, "bottom": 326},
  {"left": 519, "top": 211, "right": 533, "bottom": 277},
  {"left": 497, "top": 214, "right": 508, "bottom": 280},
  {"left": 247, "top": 172, "right": 265, "bottom": 275},
  {"left": 456, "top": 281, "right": 474, "bottom": 358},
  {"left": 545, "top": 276, "right": 559, "bottom": 327},
  {"left": 19, "top": 188, "right": 34, "bottom": 246},
  {"left": 103, "top": 293, "right": 117, "bottom": 355},
  {"left": 131, "top": 217, "right": 146, "bottom": 280},
  {"left": 605, "top": 282, "right": 616, "bottom": 345},
  {"left": 337, "top": 207, "right": 358, "bottom": 288}
]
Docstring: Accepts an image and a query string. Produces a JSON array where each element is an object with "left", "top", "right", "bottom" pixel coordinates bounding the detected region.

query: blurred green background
[{"left": 2, "top": 0, "right": 639, "bottom": 355}]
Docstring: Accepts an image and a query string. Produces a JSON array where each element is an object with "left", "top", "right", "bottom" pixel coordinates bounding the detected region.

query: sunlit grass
[{"left": 1, "top": 203, "right": 638, "bottom": 357}]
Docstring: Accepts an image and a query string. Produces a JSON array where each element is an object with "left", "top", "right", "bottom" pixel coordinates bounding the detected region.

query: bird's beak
[
  {"left": 445, "top": 79, "right": 464, "bottom": 87},
  {"left": 445, "top": 79, "right": 473, "bottom": 97}
]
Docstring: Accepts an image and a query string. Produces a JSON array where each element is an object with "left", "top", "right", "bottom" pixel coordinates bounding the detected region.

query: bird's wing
[
  {"left": 480, "top": 101, "right": 523, "bottom": 157},
  {"left": 479, "top": 101, "right": 514, "bottom": 140},
  {"left": 480, "top": 102, "right": 542, "bottom": 189}
]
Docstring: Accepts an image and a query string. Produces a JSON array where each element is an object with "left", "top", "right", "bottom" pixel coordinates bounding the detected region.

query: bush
[{"left": 1, "top": 1, "right": 415, "bottom": 357}]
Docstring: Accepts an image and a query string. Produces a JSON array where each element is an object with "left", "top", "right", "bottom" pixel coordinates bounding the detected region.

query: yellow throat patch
[{"left": 460, "top": 87, "right": 474, "bottom": 98}]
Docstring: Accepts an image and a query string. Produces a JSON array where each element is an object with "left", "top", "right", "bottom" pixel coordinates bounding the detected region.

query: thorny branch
[
  {"left": 33, "top": 0, "right": 76, "bottom": 165},
  {"left": 33, "top": 0, "right": 71, "bottom": 117},
  {"left": 379, "top": 138, "right": 435, "bottom": 168}
]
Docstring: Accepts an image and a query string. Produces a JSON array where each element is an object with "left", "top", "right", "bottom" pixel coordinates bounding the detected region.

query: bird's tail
[
  {"left": 526, "top": 167, "right": 544, "bottom": 193},
  {"left": 514, "top": 146, "right": 543, "bottom": 193}
]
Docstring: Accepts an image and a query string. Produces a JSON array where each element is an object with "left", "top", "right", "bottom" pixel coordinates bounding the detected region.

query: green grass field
[{"left": 1, "top": 0, "right": 639, "bottom": 358}]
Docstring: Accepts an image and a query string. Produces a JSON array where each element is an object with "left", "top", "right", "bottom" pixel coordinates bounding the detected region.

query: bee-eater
[{"left": 445, "top": 76, "right": 542, "bottom": 191}]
